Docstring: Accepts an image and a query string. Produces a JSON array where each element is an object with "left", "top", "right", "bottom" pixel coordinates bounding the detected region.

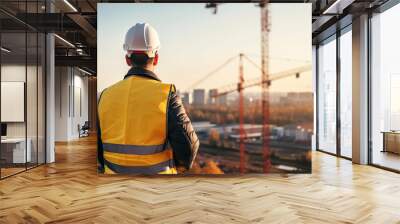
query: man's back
[
  {"left": 97, "top": 69, "right": 199, "bottom": 174},
  {"left": 99, "top": 76, "right": 171, "bottom": 145}
]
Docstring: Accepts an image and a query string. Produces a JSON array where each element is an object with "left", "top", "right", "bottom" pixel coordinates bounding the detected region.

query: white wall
[
  {"left": 1, "top": 65, "right": 26, "bottom": 145},
  {"left": 1, "top": 65, "right": 25, "bottom": 134},
  {"left": 55, "top": 67, "right": 69, "bottom": 141},
  {"left": 1, "top": 65, "right": 34, "bottom": 138},
  {"left": 55, "top": 67, "right": 89, "bottom": 141},
  {"left": 71, "top": 73, "right": 89, "bottom": 138}
]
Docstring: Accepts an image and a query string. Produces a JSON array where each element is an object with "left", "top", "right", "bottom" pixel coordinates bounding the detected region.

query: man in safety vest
[{"left": 98, "top": 23, "right": 199, "bottom": 174}]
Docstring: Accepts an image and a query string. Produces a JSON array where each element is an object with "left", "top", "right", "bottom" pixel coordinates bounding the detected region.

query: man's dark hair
[{"left": 130, "top": 53, "right": 154, "bottom": 67}]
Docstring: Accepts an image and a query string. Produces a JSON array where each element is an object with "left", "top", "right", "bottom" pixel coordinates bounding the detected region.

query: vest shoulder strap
[{"left": 170, "top": 84, "right": 176, "bottom": 93}]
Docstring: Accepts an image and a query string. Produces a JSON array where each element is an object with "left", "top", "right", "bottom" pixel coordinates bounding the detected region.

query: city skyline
[{"left": 181, "top": 88, "right": 313, "bottom": 105}]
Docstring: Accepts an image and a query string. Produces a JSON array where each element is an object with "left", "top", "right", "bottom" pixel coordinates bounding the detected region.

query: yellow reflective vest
[{"left": 98, "top": 75, "right": 177, "bottom": 174}]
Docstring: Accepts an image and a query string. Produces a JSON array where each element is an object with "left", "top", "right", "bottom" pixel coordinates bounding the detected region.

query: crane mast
[{"left": 260, "top": 1, "right": 271, "bottom": 173}]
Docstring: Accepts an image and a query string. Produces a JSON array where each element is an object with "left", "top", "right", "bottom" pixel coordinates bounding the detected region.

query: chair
[{"left": 78, "top": 121, "right": 90, "bottom": 138}]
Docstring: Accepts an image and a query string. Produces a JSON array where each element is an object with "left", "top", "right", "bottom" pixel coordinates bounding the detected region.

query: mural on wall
[{"left": 97, "top": 3, "right": 313, "bottom": 174}]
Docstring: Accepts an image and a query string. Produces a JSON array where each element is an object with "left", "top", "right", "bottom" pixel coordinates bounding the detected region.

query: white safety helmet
[{"left": 123, "top": 23, "right": 160, "bottom": 58}]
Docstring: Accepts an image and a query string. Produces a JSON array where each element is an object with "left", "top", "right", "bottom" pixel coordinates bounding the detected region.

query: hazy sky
[{"left": 98, "top": 3, "right": 312, "bottom": 93}]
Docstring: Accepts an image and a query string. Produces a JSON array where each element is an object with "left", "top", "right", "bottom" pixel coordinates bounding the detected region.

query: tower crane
[
  {"left": 202, "top": 1, "right": 297, "bottom": 173},
  {"left": 259, "top": 0, "right": 271, "bottom": 173},
  {"left": 204, "top": 1, "right": 271, "bottom": 173}
]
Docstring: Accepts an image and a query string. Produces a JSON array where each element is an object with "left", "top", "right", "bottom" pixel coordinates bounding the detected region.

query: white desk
[{"left": 1, "top": 138, "right": 31, "bottom": 163}]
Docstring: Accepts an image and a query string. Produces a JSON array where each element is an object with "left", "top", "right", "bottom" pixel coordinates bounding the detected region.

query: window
[
  {"left": 390, "top": 74, "right": 400, "bottom": 130},
  {"left": 317, "top": 36, "right": 337, "bottom": 154},
  {"left": 370, "top": 3, "right": 400, "bottom": 171},
  {"left": 339, "top": 28, "right": 352, "bottom": 158}
]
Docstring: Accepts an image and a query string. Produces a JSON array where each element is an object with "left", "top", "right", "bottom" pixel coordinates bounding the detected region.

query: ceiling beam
[{"left": 55, "top": 55, "right": 96, "bottom": 70}]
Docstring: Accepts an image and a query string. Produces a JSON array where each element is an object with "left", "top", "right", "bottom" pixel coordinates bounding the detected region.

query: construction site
[
  {"left": 96, "top": 2, "right": 313, "bottom": 174},
  {"left": 182, "top": 51, "right": 313, "bottom": 174},
  {"left": 178, "top": 4, "right": 312, "bottom": 174}
]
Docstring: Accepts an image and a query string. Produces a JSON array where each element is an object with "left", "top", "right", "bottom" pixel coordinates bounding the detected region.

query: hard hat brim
[{"left": 126, "top": 50, "right": 158, "bottom": 58}]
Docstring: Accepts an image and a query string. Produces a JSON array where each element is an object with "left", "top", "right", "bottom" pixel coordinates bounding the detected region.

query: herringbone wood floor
[{"left": 1, "top": 136, "right": 400, "bottom": 224}]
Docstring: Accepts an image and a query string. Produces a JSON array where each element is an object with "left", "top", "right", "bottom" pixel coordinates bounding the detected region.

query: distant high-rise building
[
  {"left": 208, "top": 89, "right": 218, "bottom": 104},
  {"left": 193, "top": 89, "right": 205, "bottom": 105},
  {"left": 218, "top": 94, "right": 228, "bottom": 105},
  {"left": 182, "top": 92, "right": 190, "bottom": 105}
]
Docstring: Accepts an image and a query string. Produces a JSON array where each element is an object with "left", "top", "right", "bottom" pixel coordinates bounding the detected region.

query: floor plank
[{"left": 0, "top": 136, "right": 399, "bottom": 224}]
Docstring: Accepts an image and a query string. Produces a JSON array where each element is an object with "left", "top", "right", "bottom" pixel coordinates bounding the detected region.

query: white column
[
  {"left": 46, "top": 1, "right": 55, "bottom": 163},
  {"left": 46, "top": 33, "right": 55, "bottom": 163},
  {"left": 312, "top": 45, "right": 317, "bottom": 151},
  {"left": 352, "top": 14, "right": 369, "bottom": 164}
]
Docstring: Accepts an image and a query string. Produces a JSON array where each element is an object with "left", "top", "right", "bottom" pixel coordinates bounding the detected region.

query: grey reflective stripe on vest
[
  {"left": 103, "top": 143, "right": 165, "bottom": 155},
  {"left": 104, "top": 159, "right": 174, "bottom": 174}
]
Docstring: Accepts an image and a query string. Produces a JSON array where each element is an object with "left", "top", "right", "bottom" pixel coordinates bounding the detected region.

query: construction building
[
  {"left": 192, "top": 89, "right": 206, "bottom": 105},
  {"left": 208, "top": 89, "right": 218, "bottom": 104},
  {"left": 181, "top": 92, "right": 190, "bottom": 105}
]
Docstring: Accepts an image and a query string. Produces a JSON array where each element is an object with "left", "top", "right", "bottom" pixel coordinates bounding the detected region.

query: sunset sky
[{"left": 97, "top": 3, "right": 312, "bottom": 93}]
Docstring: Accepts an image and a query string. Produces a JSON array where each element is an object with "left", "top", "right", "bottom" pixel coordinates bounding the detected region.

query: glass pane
[
  {"left": 340, "top": 29, "right": 352, "bottom": 158},
  {"left": 318, "top": 37, "right": 337, "bottom": 154},
  {"left": 0, "top": 1, "right": 46, "bottom": 178},
  {"left": 1, "top": 30, "right": 27, "bottom": 177},
  {"left": 371, "top": 4, "right": 400, "bottom": 171},
  {"left": 27, "top": 31, "right": 38, "bottom": 168}
]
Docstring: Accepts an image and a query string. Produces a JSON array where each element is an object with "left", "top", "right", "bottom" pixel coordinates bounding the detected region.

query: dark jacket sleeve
[
  {"left": 97, "top": 119, "right": 105, "bottom": 173},
  {"left": 97, "top": 91, "right": 105, "bottom": 173},
  {"left": 168, "top": 91, "right": 199, "bottom": 170}
]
